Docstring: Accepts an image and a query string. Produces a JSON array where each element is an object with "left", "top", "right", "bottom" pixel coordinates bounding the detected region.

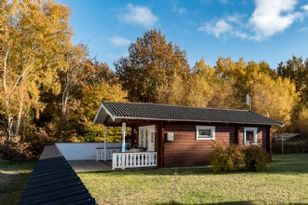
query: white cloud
[
  {"left": 302, "top": 4, "right": 308, "bottom": 11},
  {"left": 119, "top": 3, "right": 158, "bottom": 27},
  {"left": 249, "top": 0, "right": 303, "bottom": 40},
  {"left": 198, "top": 0, "right": 307, "bottom": 41},
  {"left": 171, "top": 1, "right": 187, "bottom": 14},
  {"left": 110, "top": 36, "right": 131, "bottom": 47},
  {"left": 198, "top": 19, "right": 232, "bottom": 37}
]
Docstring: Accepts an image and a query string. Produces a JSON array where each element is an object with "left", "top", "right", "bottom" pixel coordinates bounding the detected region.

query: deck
[
  {"left": 40, "top": 145, "right": 112, "bottom": 172},
  {"left": 68, "top": 160, "right": 112, "bottom": 172}
]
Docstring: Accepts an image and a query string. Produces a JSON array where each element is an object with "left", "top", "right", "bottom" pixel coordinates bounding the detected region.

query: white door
[
  {"left": 147, "top": 131, "right": 155, "bottom": 151},
  {"left": 138, "top": 125, "right": 155, "bottom": 151}
]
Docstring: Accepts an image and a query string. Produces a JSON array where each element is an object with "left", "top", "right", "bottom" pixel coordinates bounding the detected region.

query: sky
[{"left": 57, "top": 0, "right": 308, "bottom": 69}]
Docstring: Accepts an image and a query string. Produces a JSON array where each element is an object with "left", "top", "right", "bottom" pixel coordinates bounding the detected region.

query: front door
[
  {"left": 139, "top": 125, "right": 156, "bottom": 151},
  {"left": 147, "top": 131, "right": 155, "bottom": 151}
]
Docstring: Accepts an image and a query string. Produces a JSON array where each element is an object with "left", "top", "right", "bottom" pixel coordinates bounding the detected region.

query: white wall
[{"left": 56, "top": 143, "right": 122, "bottom": 160}]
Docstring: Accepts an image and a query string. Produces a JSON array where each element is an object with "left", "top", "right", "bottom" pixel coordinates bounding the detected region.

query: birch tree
[
  {"left": 59, "top": 45, "right": 87, "bottom": 128},
  {"left": 0, "top": 0, "right": 71, "bottom": 140}
]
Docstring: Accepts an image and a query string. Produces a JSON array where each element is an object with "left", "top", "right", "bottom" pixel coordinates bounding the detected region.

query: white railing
[
  {"left": 96, "top": 147, "right": 121, "bottom": 161},
  {"left": 112, "top": 152, "right": 157, "bottom": 170}
]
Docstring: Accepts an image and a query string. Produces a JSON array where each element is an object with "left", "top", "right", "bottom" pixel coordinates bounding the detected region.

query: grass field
[
  {"left": 0, "top": 161, "right": 34, "bottom": 205},
  {"left": 1, "top": 154, "right": 307, "bottom": 205},
  {"left": 79, "top": 154, "right": 308, "bottom": 205}
]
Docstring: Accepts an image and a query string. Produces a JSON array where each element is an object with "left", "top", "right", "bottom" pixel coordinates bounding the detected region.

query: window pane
[
  {"left": 199, "top": 129, "right": 212, "bottom": 138},
  {"left": 246, "top": 131, "right": 254, "bottom": 143}
]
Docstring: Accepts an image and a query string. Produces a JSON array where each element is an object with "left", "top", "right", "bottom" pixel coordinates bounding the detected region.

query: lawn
[
  {"left": 0, "top": 161, "right": 34, "bottom": 205},
  {"left": 79, "top": 154, "right": 308, "bottom": 205}
]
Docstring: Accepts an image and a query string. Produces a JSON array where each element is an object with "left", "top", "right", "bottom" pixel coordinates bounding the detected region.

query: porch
[
  {"left": 55, "top": 122, "right": 160, "bottom": 170},
  {"left": 92, "top": 102, "right": 168, "bottom": 170},
  {"left": 96, "top": 124, "right": 158, "bottom": 170}
]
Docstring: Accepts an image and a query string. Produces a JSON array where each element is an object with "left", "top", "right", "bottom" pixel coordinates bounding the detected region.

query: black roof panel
[
  {"left": 94, "top": 101, "right": 282, "bottom": 127},
  {"left": 18, "top": 146, "right": 96, "bottom": 205}
]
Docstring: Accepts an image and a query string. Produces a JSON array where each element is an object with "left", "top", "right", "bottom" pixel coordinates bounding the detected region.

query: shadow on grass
[
  {"left": 157, "top": 200, "right": 257, "bottom": 205},
  {"left": 0, "top": 160, "right": 35, "bottom": 172},
  {"left": 157, "top": 200, "right": 308, "bottom": 205},
  {"left": 82, "top": 153, "right": 308, "bottom": 176},
  {"left": 0, "top": 172, "right": 30, "bottom": 205}
]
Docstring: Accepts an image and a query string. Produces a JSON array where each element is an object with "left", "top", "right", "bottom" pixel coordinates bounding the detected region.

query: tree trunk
[
  {"left": 61, "top": 72, "right": 70, "bottom": 131},
  {"left": 2, "top": 49, "right": 14, "bottom": 140},
  {"left": 16, "top": 89, "right": 24, "bottom": 136}
]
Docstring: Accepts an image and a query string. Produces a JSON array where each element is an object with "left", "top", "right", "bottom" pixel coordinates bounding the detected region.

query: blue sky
[{"left": 57, "top": 0, "right": 308, "bottom": 69}]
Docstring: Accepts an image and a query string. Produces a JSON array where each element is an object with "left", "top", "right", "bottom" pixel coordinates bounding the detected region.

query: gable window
[
  {"left": 196, "top": 126, "right": 215, "bottom": 140},
  {"left": 244, "top": 127, "right": 258, "bottom": 145}
]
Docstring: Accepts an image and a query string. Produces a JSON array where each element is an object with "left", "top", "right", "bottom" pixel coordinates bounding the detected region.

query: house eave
[{"left": 110, "top": 116, "right": 282, "bottom": 127}]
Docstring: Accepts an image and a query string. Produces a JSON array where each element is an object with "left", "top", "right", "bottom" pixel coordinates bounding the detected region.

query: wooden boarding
[{"left": 18, "top": 145, "right": 96, "bottom": 205}]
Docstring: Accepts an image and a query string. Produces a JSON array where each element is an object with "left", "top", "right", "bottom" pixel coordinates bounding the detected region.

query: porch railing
[
  {"left": 112, "top": 152, "right": 157, "bottom": 170},
  {"left": 96, "top": 147, "right": 121, "bottom": 161}
]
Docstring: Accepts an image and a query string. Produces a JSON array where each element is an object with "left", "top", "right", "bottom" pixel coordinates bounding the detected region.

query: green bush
[
  {"left": 211, "top": 144, "right": 268, "bottom": 173},
  {"left": 244, "top": 145, "right": 267, "bottom": 171},
  {"left": 211, "top": 144, "right": 245, "bottom": 173}
]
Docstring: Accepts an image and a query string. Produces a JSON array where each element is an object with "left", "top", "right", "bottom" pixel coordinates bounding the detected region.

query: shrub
[
  {"left": 244, "top": 145, "right": 267, "bottom": 171},
  {"left": 0, "top": 129, "right": 56, "bottom": 161},
  {"left": 211, "top": 144, "right": 245, "bottom": 173},
  {"left": 1, "top": 137, "right": 31, "bottom": 161},
  {"left": 211, "top": 144, "right": 268, "bottom": 173},
  {"left": 228, "top": 145, "right": 245, "bottom": 170},
  {"left": 24, "top": 129, "right": 55, "bottom": 159}
]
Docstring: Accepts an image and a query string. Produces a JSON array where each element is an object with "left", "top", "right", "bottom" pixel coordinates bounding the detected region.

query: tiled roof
[
  {"left": 94, "top": 102, "right": 283, "bottom": 127},
  {"left": 18, "top": 146, "right": 96, "bottom": 205}
]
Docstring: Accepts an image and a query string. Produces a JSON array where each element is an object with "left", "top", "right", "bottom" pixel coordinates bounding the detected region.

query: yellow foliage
[{"left": 252, "top": 75, "right": 298, "bottom": 126}]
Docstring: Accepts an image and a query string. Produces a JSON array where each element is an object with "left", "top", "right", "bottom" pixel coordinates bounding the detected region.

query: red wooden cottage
[{"left": 93, "top": 102, "right": 283, "bottom": 169}]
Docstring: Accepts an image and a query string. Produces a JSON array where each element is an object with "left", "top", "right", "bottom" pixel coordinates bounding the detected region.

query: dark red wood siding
[{"left": 162, "top": 122, "right": 271, "bottom": 167}]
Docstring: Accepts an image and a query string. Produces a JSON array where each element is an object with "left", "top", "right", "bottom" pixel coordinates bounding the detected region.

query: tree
[
  {"left": 69, "top": 62, "right": 127, "bottom": 142},
  {"left": 0, "top": 0, "right": 71, "bottom": 140},
  {"left": 115, "top": 29, "right": 190, "bottom": 103},
  {"left": 185, "top": 59, "right": 215, "bottom": 107},
  {"left": 277, "top": 56, "right": 308, "bottom": 106},
  {"left": 58, "top": 45, "right": 87, "bottom": 129},
  {"left": 251, "top": 74, "right": 298, "bottom": 127}
]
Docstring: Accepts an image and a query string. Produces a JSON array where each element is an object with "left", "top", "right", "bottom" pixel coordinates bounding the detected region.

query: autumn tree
[
  {"left": 251, "top": 74, "right": 298, "bottom": 127},
  {"left": 76, "top": 63, "right": 127, "bottom": 142},
  {"left": 115, "top": 29, "right": 190, "bottom": 104},
  {"left": 58, "top": 44, "right": 87, "bottom": 130},
  {"left": 0, "top": 0, "right": 71, "bottom": 140},
  {"left": 185, "top": 59, "right": 215, "bottom": 107},
  {"left": 277, "top": 56, "right": 308, "bottom": 106},
  {"left": 277, "top": 56, "right": 308, "bottom": 133}
]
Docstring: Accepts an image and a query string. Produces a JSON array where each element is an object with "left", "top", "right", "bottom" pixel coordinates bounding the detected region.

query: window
[
  {"left": 244, "top": 127, "right": 258, "bottom": 145},
  {"left": 196, "top": 126, "right": 215, "bottom": 140}
]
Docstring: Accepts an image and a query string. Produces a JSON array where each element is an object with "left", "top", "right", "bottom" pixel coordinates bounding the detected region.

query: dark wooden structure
[
  {"left": 94, "top": 102, "right": 283, "bottom": 168},
  {"left": 18, "top": 146, "right": 96, "bottom": 205}
]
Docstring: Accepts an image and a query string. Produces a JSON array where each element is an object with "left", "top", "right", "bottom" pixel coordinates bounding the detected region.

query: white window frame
[
  {"left": 244, "top": 127, "right": 258, "bottom": 145},
  {"left": 196, "top": 126, "right": 215, "bottom": 141}
]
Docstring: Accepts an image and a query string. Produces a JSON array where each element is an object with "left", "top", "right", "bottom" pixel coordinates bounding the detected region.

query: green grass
[
  {"left": 0, "top": 161, "right": 34, "bottom": 205},
  {"left": 79, "top": 154, "right": 308, "bottom": 205}
]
